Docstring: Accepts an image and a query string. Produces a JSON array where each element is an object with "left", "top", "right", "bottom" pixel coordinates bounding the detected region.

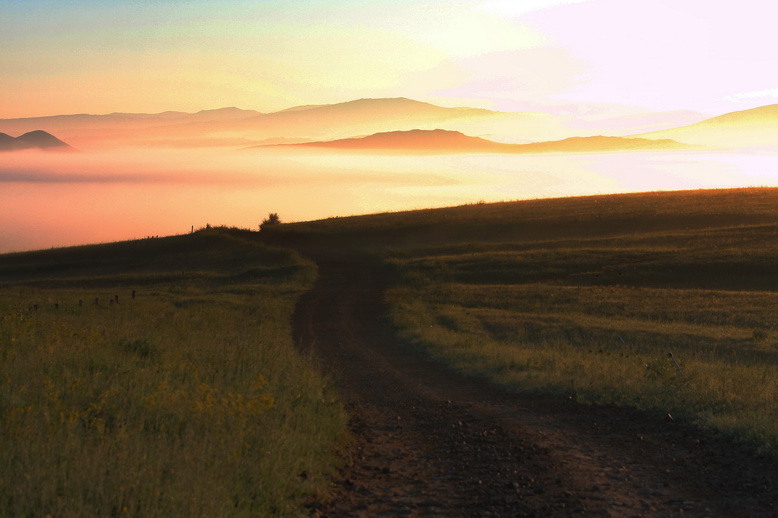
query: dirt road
[{"left": 293, "top": 256, "right": 777, "bottom": 517}]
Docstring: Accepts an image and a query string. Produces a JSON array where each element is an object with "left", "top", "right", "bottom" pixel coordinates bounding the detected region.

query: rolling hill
[
  {"left": 635, "top": 104, "right": 778, "bottom": 148},
  {"left": 266, "top": 129, "right": 696, "bottom": 154},
  {"left": 0, "top": 130, "right": 71, "bottom": 151},
  {"left": 0, "top": 132, "right": 17, "bottom": 149},
  {"left": 274, "top": 129, "right": 499, "bottom": 152}
]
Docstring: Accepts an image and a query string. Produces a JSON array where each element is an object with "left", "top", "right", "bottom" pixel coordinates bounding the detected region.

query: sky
[{"left": 2, "top": 0, "right": 777, "bottom": 119}]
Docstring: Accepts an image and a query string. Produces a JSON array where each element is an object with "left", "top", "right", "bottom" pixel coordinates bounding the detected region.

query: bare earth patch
[{"left": 294, "top": 257, "right": 777, "bottom": 517}]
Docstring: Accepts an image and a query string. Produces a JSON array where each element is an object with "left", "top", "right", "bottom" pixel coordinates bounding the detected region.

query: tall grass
[
  {"left": 261, "top": 189, "right": 778, "bottom": 454},
  {"left": 386, "top": 219, "right": 778, "bottom": 454},
  {"left": 0, "top": 229, "right": 347, "bottom": 517}
]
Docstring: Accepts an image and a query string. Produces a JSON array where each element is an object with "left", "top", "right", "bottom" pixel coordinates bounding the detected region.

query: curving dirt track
[{"left": 293, "top": 256, "right": 777, "bottom": 517}]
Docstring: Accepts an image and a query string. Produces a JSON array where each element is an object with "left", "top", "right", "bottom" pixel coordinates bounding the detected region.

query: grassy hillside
[
  {"left": 0, "top": 228, "right": 346, "bottom": 518},
  {"left": 5, "top": 187, "right": 778, "bottom": 517},
  {"left": 261, "top": 188, "right": 778, "bottom": 250},
  {"left": 263, "top": 188, "right": 778, "bottom": 454}
]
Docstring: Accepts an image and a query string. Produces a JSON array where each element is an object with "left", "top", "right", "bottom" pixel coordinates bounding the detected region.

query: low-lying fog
[{"left": 2, "top": 148, "right": 777, "bottom": 253}]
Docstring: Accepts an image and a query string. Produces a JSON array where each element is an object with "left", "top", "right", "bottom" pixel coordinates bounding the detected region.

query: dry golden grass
[
  {"left": 384, "top": 217, "right": 778, "bottom": 452},
  {"left": 0, "top": 229, "right": 347, "bottom": 518},
  {"left": 264, "top": 187, "right": 778, "bottom": 455}
]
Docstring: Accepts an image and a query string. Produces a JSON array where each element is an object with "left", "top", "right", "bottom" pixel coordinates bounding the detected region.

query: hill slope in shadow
[{"left": 0, "top": 130, "right": 71, "bottom": 151}]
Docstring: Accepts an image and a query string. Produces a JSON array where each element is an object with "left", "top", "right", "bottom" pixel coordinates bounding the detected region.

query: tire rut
[{"left": 293, "top": 256, "right": 777, "bottom": 517}]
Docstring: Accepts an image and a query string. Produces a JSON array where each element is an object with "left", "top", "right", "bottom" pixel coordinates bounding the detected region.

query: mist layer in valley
[
  {"left": 2, "top": 146, "right": 777, "bottom": 253},
  {"left": 2, "top": 98, "right": 777, "bottom": 253}
]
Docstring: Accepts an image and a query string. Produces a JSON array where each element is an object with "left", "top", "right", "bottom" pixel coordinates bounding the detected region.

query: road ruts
[{"left": 293, "top": 255, "right": 778, "bottom": 517}]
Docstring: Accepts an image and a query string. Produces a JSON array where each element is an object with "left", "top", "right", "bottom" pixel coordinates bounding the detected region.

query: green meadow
[
  {"left": 264, "top": 188, "right": 778, "bottom": 455},
  {"left": 0, "top": 228, "right": 346, "bottom": 518}
]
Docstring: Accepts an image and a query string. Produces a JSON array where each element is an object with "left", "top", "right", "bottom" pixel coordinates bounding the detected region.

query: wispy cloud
[{"left": 723, "top": 88, "right": 778, "bottom": 104}]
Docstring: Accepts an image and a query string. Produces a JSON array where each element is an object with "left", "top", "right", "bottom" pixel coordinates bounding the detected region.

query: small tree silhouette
[{"left": 260, "top": 212, "right": 281, "bottom": 230}]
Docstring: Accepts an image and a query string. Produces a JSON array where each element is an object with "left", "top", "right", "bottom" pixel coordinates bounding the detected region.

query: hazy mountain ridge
[
  {"left": 514, "top": 135, "right": 697, "bottom": 153},
  {"left": 275, "top": 129, "right": 495, "bottom": 151},
  {"left": 267, "top": 129, "right": 698, "bottom": 154},
  {"left": 0, "top": 98, "right": 579, "bottom": 148},
  {"left": 0, "top": 108, "right": 263, "bottom": 149},
  {"left": 182, "top": 97, "right": 515, "bottom": 141},
  {"left": 1, "top": 98, "right": 776, "bottom": 150},
  {"left": 635, "top": 104, "right": 778, "bottom": 148},
  {"left": 0, "top": 130, "right": 71, "bottom": 151}
]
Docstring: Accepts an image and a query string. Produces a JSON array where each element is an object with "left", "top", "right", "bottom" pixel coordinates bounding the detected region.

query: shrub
[{"left": 260, "top": 213, "right": 281, "bottom": 230}]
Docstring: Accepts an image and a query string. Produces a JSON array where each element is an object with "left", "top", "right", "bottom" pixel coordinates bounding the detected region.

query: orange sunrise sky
[{"left": 2, "top": 0, "right": 777, "bottom": 119}]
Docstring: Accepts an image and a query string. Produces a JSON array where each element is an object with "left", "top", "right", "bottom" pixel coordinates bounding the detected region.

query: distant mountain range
[
  {"left": 0, "top": 130, "right": 71, "bottom": 151},
  {"left": 0, "top": 98, "right": 553, "bottom": 148},
  {"left": 0, "top": 98, "right": 775, "bottom": 151},
  {"left": 261, "top": 129, "right": 696, "bottom": 154}
]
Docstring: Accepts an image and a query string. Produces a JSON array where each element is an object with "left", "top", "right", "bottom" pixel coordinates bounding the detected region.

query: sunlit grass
[
  {"left": 0, "top": 229, "right": 347, "bottom": 518},
  {"left": 260, "top": 188, "right": 778, "bottom": 454},
  {"left": 254, "top": 189, "right": 772, "bottom": 456},
  {"left": 386, "top": 221, "right": 778, "bottom": 454}
]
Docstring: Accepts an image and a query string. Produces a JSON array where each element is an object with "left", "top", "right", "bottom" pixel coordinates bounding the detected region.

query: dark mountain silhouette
[
  {"left": 0, "top": 130, "right": 72, "bottom": 151},
  {"left": 17, "top": 130, "right": 71, "bottom": 149},
  {"left": 0, "top": 132, "right": 17, "bottom": 150},
  {"left": 263, "top": 129, "right": 696, "bottom": 154}
]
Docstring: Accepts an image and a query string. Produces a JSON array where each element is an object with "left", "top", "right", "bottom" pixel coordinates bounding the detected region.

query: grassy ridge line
[
  {"left": 261, "top": 188, "right": 778, "bottom": 249},
  {"left": 0, "top": 229, "right": 300, "bottom": 284},
  {"left": 0, "top": 228, "right": 347, "bottom": 518},
  {"left": 263, "top": 187, "right": 778, "bottom": 455}
]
